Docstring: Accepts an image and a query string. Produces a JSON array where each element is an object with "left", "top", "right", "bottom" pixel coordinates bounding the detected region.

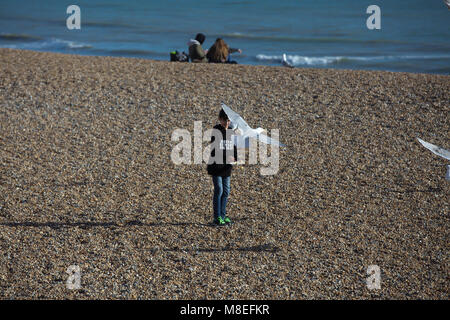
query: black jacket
[{"left": 207, "top": 124, "right": 238, "bottom": 177}]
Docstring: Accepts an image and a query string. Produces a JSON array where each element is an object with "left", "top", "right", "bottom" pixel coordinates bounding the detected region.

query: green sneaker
[
  {"left": 224, "top": 216, "right": 232, "bottom": 224},
  {"left": 214, "top": 217, "right": 226, "bottom": 226}
]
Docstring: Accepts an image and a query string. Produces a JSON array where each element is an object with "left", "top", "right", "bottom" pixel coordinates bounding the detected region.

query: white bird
[
  {"left": 444, "top": 0, "right": 450, "bottom": 9},
  {"left": 281, "top": 53, "right": 294, "bottom": 68},
  {"left": 417, "top": 138, "right": 450, "bottom": 181},
  {"left": 221, "top": 103, "right": 286, "bottom": 148}
]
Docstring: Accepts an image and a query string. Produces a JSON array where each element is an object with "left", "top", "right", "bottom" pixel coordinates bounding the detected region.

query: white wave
[
  {"left": 226, "top": 32, "right": 245, "bottom": 37},
  {"left": 256, "top": 53, "right": 450, "bottom": 66},
  {"left": 51, "top": 38, "right": 92, "bottom": 49},
  {"left": 0, "top": 38, "right": 92, "bottom": 50},
  {"left": 350, "top": 55, "right": 450, "bottom": 61},
  {"left": 0, "top": 44, "right": 17, "bottom": 48},
  {"left": 256, "top": 54, "right": 344, "bottom": 66}
]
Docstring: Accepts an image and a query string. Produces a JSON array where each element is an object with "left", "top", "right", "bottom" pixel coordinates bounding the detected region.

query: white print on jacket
[{"left": 220, "top": 140, "right": 234, "bottom": 150}]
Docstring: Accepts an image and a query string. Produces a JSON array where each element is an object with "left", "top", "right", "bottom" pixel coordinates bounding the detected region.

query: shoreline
[
  {"left": 0, "top": 48, "right": 449, "bottom": 299},
  {"left": 3, "top": 47, "right": 449, "bottom": 76}
]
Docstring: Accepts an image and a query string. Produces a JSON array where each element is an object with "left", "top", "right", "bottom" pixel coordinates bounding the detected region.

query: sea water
[{"left": 0, "top": 0, "right": 449, "bottom": 74}]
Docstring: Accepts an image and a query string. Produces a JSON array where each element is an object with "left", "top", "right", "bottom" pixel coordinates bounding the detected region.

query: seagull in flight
[
  {"left": 417, "top": 138, "right": 450, "bottom": 181},
  {"left": 221, "top": 103, "right": 286, "bottom": 148}
]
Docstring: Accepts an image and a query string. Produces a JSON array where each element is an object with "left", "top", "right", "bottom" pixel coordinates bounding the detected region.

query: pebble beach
[{"left": 0, "top": 48, "right": 448, "bottom": 299}]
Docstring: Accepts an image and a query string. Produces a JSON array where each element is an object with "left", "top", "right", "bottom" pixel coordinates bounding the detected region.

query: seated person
[
  {"left": 206, "top": 38, "right": 242, "bottom": 64},
  {"left": 187, "top": 33, "right": 208, "bottom": 63}
]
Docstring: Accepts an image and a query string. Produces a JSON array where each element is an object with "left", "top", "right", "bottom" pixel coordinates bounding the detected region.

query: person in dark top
[
  {"left": 187, "top": 33, "right": 208, "bottom": 63},
  {"left": 207, "top": 109, "right": 238, "bottom": 225}
]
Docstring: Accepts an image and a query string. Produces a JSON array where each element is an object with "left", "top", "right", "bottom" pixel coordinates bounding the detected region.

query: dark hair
[
  {"left": 219, "top": 109, "right": 229, "bottom": 121},
  {"left": 195, "top": 33, "right": 205, "bottom": 45}
]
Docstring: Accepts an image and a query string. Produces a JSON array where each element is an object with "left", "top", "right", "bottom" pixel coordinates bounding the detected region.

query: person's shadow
[
  {"left": 0, "top": 219, "right": 280, "bottom": 253},
  {"left": 382, "top": 185, "right": 443, "bottom": 194},
  {"left": 162, "top": 243, "right": 279, "bottom": 253},
  {"left": 0, "top": 220, "right": 211, "bottom": 229}
]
